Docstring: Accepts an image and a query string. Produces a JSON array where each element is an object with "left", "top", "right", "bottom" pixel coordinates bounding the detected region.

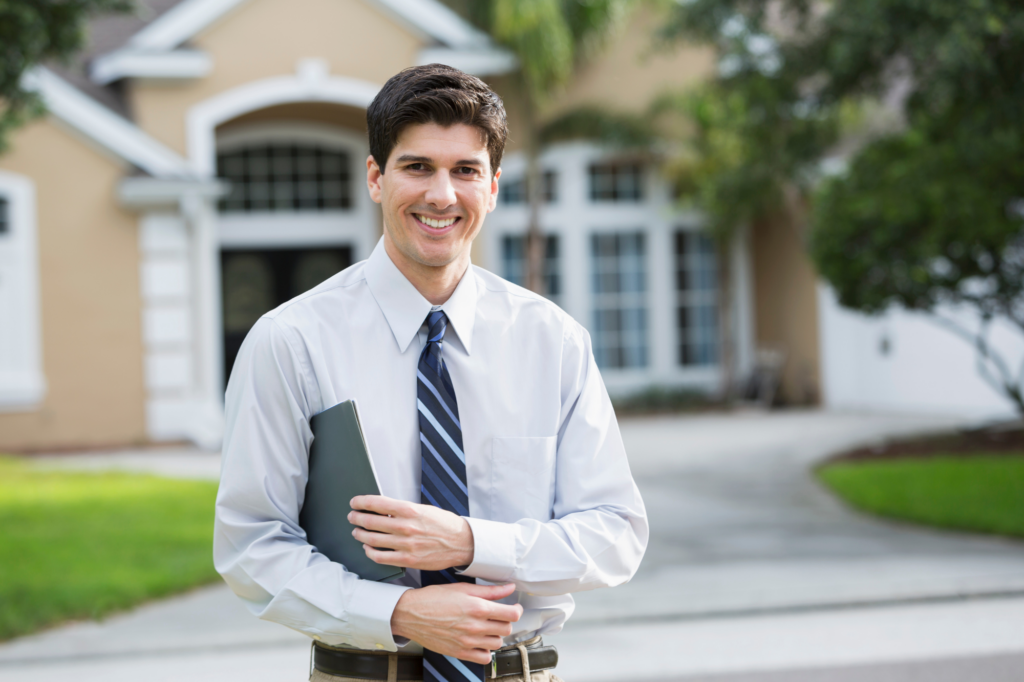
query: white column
[
  {"left": 0, "top": 171, "right": 46, "bottom": 411},
  {"left": 731, "top": 224, "right": 755, "bottom": 382}
]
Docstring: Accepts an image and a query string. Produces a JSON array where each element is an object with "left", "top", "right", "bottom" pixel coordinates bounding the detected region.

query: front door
[{"left": 220, "top": 246, "right": 352, "bottom": 386}]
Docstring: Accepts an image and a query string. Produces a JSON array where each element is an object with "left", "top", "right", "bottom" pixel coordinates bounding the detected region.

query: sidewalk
[{"left": 3, "top": 409, "right": 1024, "bottom": 681}]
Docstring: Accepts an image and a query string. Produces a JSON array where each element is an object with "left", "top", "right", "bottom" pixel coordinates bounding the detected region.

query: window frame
[{"left": 0, "top": 170, "right": 46, "bottom": 411}]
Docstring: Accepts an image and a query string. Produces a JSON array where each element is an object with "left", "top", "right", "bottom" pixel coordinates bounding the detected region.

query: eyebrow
[{"left": 395, "top": 154, "right": 485, "bottom": 167}]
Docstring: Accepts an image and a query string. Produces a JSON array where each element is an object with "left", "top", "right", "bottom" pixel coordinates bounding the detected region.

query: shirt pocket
[{"left": 490, "top": 436, "right": 557, "bottom": 523}]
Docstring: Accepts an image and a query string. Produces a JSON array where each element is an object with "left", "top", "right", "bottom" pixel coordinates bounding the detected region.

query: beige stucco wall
[
  {"left": 488, "top": 4, "right": 715, "bottom": 154},
  {"left": 752, "top": 216, "right": 822, "bottom": 405},
  {"left": 549, "top": 6, "right": 715, "bottom": 119},
  {"left": 130, "top": 0, "right": 425, "bottom": 157},
  {"left": 0, "top": 120, "right": 146, "bottom": 451}
]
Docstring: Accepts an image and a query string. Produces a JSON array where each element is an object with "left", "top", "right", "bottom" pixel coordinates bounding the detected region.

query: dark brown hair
[{"left": 367, "top": 64, "right": 507, "bottom": 176}]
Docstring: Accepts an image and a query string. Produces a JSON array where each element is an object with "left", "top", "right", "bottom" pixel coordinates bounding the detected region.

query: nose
[{"left": 424, "top": 169, "right": 457, "bottom": 210}]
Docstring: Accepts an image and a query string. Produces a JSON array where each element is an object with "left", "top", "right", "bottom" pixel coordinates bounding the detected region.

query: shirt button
[
  {"left": 313, "top": 635, "right": 322, "bottom": 641},
  {"left": 376, "top": 643, "right": 384, "bottom": 649}
]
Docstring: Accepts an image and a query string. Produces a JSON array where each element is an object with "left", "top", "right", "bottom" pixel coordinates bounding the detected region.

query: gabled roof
[
  {"left": 90, "top": 0, "right": 512, "bottom": 83},
  {"left": 122, "top": 0, "right": 490, "bottom": 53},
  {"left": 23, "top": 67, "right": 194, "bottom": 179},
  {"left": 24, "top": 0, "right": 515, "bottom": 181}
]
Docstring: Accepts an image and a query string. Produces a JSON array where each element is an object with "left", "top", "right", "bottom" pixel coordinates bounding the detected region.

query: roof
[
  {"left": 26, "top": 0, "right": 515, "bottom": 180},
  {"left": 46, "top": 0, "right": 188, "bottom": 116}
]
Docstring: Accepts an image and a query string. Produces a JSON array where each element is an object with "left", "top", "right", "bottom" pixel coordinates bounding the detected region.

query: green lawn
[
  {"left": 818, "top": 454, "right": 1024, "bottom": 539},
  {"left": 0, "top": 457, "right": 221, "bottom": 641}
]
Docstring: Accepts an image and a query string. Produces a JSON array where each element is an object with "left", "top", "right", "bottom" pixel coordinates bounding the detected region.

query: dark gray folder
[{"left": 299, "top": 399, "right": 405, "bottom": 582}]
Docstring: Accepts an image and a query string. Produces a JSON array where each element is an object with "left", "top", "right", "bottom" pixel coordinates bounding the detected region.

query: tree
[
  {"left": 662, "top": 0, "right": 1024, "bottom": 413},
  {"left": 454, "top": 0, "right": 634, "bottom": 294},
  {"left": 0, "top": 0, "right": 133, "bottom": 153}
]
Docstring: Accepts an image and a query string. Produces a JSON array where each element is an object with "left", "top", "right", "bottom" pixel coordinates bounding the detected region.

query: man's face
[{"left": 367, "top": 122, "right": 500, "bottom": 271}]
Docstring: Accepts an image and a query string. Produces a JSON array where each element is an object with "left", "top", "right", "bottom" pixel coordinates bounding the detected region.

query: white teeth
[{"left": 417, "top": 215, "right": 457, "bottom": 228}]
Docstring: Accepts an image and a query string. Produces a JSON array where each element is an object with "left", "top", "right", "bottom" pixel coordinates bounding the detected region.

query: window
[
  {"left": 589, "top": 162, "right": 643, "bottom": 202},
  {"left": 591, "top": 232, "right": 648, "bottom": 369},
  {"left": 217, "top": 144, "right": 352, "bottom": 212},
  {"left": 499, "top": 171, "right": 557, "bottom": 205},
  {"left": 500, "top": 234, "right": 561, "bottom": 302},
  {"left": 0, "top": 172, "right": 45, "bottom": 410},
  {"left": 675, "top": 231, "right": 719, "bottom": 366}
]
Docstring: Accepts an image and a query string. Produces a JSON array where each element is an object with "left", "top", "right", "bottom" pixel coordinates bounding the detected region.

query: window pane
[
  {"left": 0, "top": 197, "right": 8, "bottom": 235},
  {"left": 675, "top": 230, "right": 719, "bottom": 367},
  {"left": 500, "top": 234, "right": 561, "bottom": 303},
  {"left": 499, "top": 172, "right": 558, "bottom": 206},
  {"left": 217, "top": 143, "right": 352, "bottom": 212},
  {"left": 590, "top": 231, "right": 648, "bottom": 369},
  {"left": 589, "top": 162, "right": 643, "bottom": 202}
]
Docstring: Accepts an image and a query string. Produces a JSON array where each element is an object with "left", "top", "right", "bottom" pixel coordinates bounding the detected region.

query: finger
[
  {"left": 458, "top": 648, "right": 493, "bottom": 666},
  {"left": 479, "top": 601, "right": 523, "bottom": 623},
  {"left": 461, "top": 582, "right": 517, "bottom": 601},
  {"left": 464, "top": 635, "right": 505, "bottom": 651},
  {"left": 482, "top": 619, "right": 515, "bottom": 637},
  {"left": 362, "top": 545, "right": 407, "bottom": 567},
  {"left": 351, "top": 527, "right": 401, "bottom": 549},
  {"left": 348, "top": 510, "right": 401, "bottom": 533},
  {"left": 350, "top": 495, "right": 411, "bottom": 516}
]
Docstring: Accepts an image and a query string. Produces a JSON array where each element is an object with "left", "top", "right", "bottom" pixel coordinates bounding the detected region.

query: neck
[{"left": 383, "top": 234, "right": 470, "bottom": 306}]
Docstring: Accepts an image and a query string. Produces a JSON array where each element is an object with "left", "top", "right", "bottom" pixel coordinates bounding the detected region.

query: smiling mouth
[{"left": 414, "top": 214, "right": 460, "bottom": 229}]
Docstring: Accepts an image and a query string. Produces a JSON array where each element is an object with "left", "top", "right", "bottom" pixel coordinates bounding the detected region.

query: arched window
[
  {"left": 217, "top": 143, "right": 353, "bottom": 212},
  {"left": 214, "top": 123, "right": 365, "bottom": 215}
]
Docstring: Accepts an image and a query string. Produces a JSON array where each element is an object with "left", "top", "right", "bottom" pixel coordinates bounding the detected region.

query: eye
[
  {"left": 406, "top": 163, "right": 427, "bottom": 171},
  {"left": 455, "top": 166, "right": 479, "bottom": 176}
]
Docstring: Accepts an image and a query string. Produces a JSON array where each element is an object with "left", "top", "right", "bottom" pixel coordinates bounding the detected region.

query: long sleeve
[
  {"left": 213, "top": 317, "right": 410, "bottom": 651},
  {"left": 462, "top": 320, "right": 649, "bottom": 595}
]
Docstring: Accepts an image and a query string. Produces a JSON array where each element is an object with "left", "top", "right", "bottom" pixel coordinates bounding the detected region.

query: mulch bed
[{"left": 830, "top": 420, "right": 1024, "bottom": 463}]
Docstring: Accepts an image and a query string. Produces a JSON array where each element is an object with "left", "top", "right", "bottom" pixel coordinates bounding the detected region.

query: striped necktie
[{"left": 417, "top": 310, "right": 485, "bottom": 682}]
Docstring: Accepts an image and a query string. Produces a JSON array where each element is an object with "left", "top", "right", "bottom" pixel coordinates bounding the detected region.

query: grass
[
  {"left": 0, "top": 457, "right": 221, "bottom": 641},
  {"left": 818, "top": 454, "right": 1024, "bottom": 539}
]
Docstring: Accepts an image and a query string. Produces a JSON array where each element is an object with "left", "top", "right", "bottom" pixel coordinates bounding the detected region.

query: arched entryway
[{"left": 214, "top": 103, "right": 379, "bottom": 386}]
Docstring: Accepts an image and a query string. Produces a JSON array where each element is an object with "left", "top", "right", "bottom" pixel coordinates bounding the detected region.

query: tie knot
[{"left": 426, "top": 310, "right": 448, "bottom": 344}]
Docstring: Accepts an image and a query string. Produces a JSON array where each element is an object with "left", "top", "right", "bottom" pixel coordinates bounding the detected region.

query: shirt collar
[{"left": 364, "top": 237, "right": 476, "bottom": 355}]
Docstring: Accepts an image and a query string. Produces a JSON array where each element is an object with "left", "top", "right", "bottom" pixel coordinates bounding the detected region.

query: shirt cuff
[
  {"left": 460, "top": 517, "right": 517, "bottom": 583},
  {"left": 346, "top": 579, "right": 412, "bottom": 652}
]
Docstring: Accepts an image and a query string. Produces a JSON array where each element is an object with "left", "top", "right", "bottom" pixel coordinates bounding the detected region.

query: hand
[
  {"left": 349, "top": 495, "right": 474, "bottom": 571},
  {"left": 391, "top": 582, "right": 522, "bottom": 664}
]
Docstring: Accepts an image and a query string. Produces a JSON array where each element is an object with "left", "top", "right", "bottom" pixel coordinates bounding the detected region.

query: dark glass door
[{"left": 221, "top": 246, "right": 353, "bottom": 386}]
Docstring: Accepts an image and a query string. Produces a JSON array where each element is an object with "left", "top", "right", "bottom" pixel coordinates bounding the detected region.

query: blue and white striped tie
[{"left": 417, "top": 310, "right": 485, "bottom": 682}]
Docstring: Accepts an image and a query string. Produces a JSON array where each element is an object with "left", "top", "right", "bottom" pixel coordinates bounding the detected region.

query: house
[{"left": 0, "top": 0, "right": 1010, "bottom": 452}]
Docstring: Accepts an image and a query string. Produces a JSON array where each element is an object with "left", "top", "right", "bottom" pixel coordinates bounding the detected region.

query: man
[{"left": 214, "top": 64, "right": 648, "bottom": 682}]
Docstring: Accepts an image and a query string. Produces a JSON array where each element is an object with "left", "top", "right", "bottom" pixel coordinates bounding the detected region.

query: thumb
[{"left": 463, "top": 582, "right": 517, "bottom": 601}]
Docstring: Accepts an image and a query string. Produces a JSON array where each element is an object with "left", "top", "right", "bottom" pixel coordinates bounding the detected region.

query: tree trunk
[
  {"left": 716, "top": 233, "right": 736, "bottom": 401},
  {"left": 523, "top": 94, "right": 545, "bottom": 295}
]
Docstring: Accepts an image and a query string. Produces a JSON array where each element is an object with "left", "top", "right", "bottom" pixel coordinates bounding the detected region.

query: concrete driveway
[{"left": 3, "top": 409, "right": 1024, "bottom": 681}]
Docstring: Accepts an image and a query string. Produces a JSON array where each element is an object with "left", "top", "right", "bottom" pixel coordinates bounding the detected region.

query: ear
[
  {"left": 366, "top": 155, "right": 383, "bottom": 204},
  {"left": 487, "top": 166, "right": 502, "bottom": 213}
]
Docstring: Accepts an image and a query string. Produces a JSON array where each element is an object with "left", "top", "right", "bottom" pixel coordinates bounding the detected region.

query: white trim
[
  {"left": 417, "top": 47, "right": 518, "bottom": 76},
  {"left": 216, "top": 120, "right": 366, "bottom": 152},
  {"left": 187, "top": 62, "right": 381, "bottom": 177},
  {"left": 367, "top": 0, "right": 490, "bottom": 48},
  {"left": 0, "top": 171, "right": 47, "bottom": 412},
  {"left": 214, "top": 122, "right": 377, "bottom": 258},
  {"left": 129, "top": 0, "right": 248, "bottom": 51},
  {"left": 22, "top": 67, "right": 193, "bottom": 179},
  {"left": 90, "top": 49, "right": 212, "bottom": 85},
  {"left": 123, "top": 0, "right": 487, "bottom": 53},
  {"left": 119, "top": 177, "right": 228, "bottom": 208}
]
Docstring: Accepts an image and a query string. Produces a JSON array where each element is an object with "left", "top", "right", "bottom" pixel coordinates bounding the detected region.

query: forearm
[
  {"left": 461, "top": 502, "right": 647, "bottom": 595},
  {"left": 214, "top": 508, "right": 411, "bottom": 650}
]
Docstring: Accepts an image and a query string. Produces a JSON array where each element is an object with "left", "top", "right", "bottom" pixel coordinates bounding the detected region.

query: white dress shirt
[{"left": 214, "top": 237, "right": 648, "bottom": 653}]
